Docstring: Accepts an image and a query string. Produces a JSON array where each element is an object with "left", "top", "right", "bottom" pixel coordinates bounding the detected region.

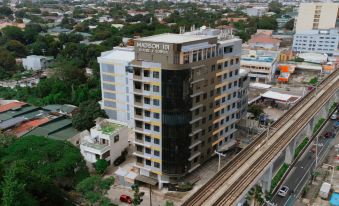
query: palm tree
[{"left": 246, "top": 185, "right": 264, "bottom": 206}]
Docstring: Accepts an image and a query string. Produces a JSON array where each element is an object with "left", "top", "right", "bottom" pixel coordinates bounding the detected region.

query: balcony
[{"left": 81, "top": 141, "right": 110, "bottom": 155}]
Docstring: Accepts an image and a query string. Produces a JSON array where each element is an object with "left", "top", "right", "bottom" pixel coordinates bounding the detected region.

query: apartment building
[
  {"left": 97, "top": 47, "right": 135, "bottom": 127},
  {"left": 295, "top": 3, "right": 339, "bottom": 33},
  {"left": 98, "top": 32, "right": 244, "bottom": 187},
  {"left": 292, "top": 29, "right": 339, "bottom": 56}
]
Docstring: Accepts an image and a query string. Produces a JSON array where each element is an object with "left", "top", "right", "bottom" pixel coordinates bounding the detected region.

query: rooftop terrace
[{"left": 136, "top": 33, "right": 214, "bottom": 44}]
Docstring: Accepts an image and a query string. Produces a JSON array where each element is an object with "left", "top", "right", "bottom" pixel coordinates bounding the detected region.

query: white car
[
  {"left": 331, "top": 113, "right": 337, "bottom": 120},
  {"left": 278, "top": 186, "right": 289, "bottom": 197}
]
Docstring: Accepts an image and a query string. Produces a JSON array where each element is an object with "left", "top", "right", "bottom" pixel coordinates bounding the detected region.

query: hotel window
[
  {"left": 154, "top": 162, "right": 160, "bottom": 168},
  {"left": 198, "top": 50, "right": 202, "bottom": 61},
  {"left": 145, "top": 148, "right": 151, "bottom": 154},
  {"left": 145, "top": 110, "right": 151, "bottom": 117},
  {"left": 144, "top": 70, "right": 150, "bottom": 77},
  {"left": 154, "top": 125, "right": 160, "bottom": 132},
  {"left": 145, "top": 123, "right": 151, "bottom": 130},
  {"left": 145, "top": 135, "right": 151, "bottom": 142},
  {"left": 146, "top": 159, "right": 151, "bottom": 166},
  {"left": 154, "top": 138, "right": 160, "bottom": 144},
  {"left": 153, "top": 85, "right": 160, "bottom": 92},
  {"left": 153, "top": 99, "right": 160, "bottom": 106},
  {"left": 153, "top": 113, "right": 160, "bottom": 119},
  {"left": 144, "top": 84, "right": 150, "bottom": 91},
  {"left": 236, "top": 58, "right": 239, "bottom": 64},
  {"left": 137, "top": 157, "right": 143, "bottom": 163},
  {"left": 144, "top": 97, "right": 150, "bottom": 104},
  {"left": 153, "top": 71, "right": 159, "bottom": 78},
  {"left": 230, "top": 59, "right": 234, "bottom": 65}
]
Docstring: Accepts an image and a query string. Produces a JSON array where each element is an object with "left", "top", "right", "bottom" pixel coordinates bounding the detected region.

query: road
[{"left": 271, "top": 120, "right": 337, "bottom": 206}]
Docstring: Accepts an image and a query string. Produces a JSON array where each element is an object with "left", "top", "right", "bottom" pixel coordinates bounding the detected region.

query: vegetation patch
[
  {"left": 294, "top": 137, "right": 309, "bottom": 158},
  {"left": 271, "top": 163, "right": 289, "bottom": 191},
  {"left": 313, "top": 118, "right": 325, "bottom": 135}
]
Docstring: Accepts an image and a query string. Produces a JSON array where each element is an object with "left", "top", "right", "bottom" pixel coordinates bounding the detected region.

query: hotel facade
[{"left": 98, "top": 32, "right": 244, "bottom": 188}]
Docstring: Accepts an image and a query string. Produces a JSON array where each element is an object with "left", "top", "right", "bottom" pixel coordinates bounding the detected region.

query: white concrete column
[
  {"left": 261, "top": 164, "right": 273, "bottom": 192},
  {"left": 306, "top": 117, "right": 314, "bottom": 138},
  {"left": 284, "top": 139, "right": 296, "bottom": 164}
]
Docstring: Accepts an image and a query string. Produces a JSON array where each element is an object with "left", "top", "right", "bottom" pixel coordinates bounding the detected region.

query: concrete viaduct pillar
[
  {"left": 260, "top": 164, "right": 273, "bottom": 193},
  {"left": 284, "top": 138, "right": 296, "bottom": 164}
]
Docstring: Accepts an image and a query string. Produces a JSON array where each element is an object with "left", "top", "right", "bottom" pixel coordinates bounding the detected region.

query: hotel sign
[{"left": 136, "top": 42, "right": 170, "bottom": 54}]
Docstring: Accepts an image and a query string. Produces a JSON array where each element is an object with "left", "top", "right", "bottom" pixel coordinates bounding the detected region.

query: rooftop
[
  {"left": 98, "top": 46, "right": 135, "bottom": 62},
  {"left": 136, "top": 33, "right": 214, "bottom": 44},
  {"left": 0, "top": 102, "right": 27, "bottom": 113},
  {"left": 98, "top": 121, "right": 124, "bottom": 135}
]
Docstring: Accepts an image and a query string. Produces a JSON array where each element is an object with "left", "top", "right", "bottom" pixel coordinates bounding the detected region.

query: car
[
  {"left": 120, "top": 194, "right": 132, "bottom": 204},
  {"left": 324, "top": 132, "right": 334, "bottom": 138},
  {"left": 331, "top": 113, "right": 337, "bottom": 120},
  {"left": 114, "top": 155, "right": 126, "bottom": 166},
  {"left": 278, "top": 186, "right": 289, "bottom": 197}
]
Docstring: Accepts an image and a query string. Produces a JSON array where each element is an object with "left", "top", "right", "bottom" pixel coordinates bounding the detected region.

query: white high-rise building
[{"left": 295, "top": 3, "right": 339, "bottom": 33}]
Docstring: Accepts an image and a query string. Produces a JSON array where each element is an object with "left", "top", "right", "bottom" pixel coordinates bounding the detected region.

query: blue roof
[{"left": 330, "top": 192, "right": 339, "bottom": 206}]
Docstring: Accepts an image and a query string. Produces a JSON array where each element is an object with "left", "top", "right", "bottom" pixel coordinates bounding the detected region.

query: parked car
[
  {"left": 324, "top": 132, "right": 334, "bottom": 138},
  {"left": 114, "top": 155, "right": 126, "bottom": 166},
  {"left": 120, "top": 195, "right": 132, "bottom": 204},
  {"left": 278, "top": 186, "right": 289, "bottom": 197}
]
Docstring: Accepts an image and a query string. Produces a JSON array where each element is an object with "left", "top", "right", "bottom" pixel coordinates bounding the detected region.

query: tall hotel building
[{"left": 98, "top": 32, "right": 243, "bottom": 187}]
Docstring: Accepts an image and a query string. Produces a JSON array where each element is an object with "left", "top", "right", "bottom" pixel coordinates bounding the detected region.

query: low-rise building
[
  {"left": 248, "top": 30, "right": 281, "bottom": 50},
  {"left": 292, "top": 29, "right": 339, "bottom": 56},
  {"left": 22, "top": 55, "right": 53, "bottom": 71},
  {"left": 80, "top": 119, "right": 128, "bottom": 165},
  {"left": 241, "top": 49, "right": 279, "bottom": 83},
  {"left": 245, "top": 7, "right": 268, "bottom": 17}
]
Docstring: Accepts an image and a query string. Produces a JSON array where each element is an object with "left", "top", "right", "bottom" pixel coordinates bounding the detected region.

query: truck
[{"left": 319, "top": 182, "right": 331, "bottom": 199}]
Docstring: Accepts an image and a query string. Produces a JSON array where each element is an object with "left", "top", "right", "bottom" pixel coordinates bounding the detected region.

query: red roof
[
  {"left": 0, "top": 102, "right": 27, "bottom": 113},
  {"left": 12, "top": 118, "right": 50, "bottom": 136}
]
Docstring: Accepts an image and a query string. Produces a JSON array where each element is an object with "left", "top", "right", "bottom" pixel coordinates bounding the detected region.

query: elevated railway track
[{"left": 182, "top": 69, "right": 339, "bottom": 206}]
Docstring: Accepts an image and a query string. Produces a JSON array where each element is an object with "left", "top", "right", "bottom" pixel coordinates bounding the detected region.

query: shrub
[{"left": 95, "top": 159, "right": 109, "bottom": 175}]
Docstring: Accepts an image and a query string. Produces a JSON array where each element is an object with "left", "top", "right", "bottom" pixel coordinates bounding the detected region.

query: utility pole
[
  {"left": 315, "top": 135, "right": 318, "bottom": 167},
  {"left": 149, "top": 184, "right": 152, "bottom": 206},
  {"left": 215, "top": 150, "right": 226, "bottom": 171}
]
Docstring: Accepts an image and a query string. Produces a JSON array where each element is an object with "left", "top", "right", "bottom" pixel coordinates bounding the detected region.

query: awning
[{"left": 135, "top": 175, "right": 158, "bottom": 186}]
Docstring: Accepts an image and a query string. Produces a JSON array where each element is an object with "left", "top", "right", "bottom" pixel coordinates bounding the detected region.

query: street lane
[{"left": 271, "top": 122, "right": 336, "bottom": 206}]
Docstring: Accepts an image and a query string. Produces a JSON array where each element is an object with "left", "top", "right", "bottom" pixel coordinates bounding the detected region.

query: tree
[
  {"left": 72, "top": 100, "right": 108, "bottom": 130},
  {"left": 76, "top": 175, "right": 115, "bottom": 206},
  {"left": 284, "top": 19, "right": 294, "bottom": 30},
  {"left": 5, "top": 40, "right": 27, "bottom": 57},
  {"left": 95, "top": 159, "right": 109, "bottom": 175},
  {"left": 257, "top": 16, "right": 277, "bottom": 30},
  {"left": 268, "top": 1, "right": 282, "bottom": 15},
  {"left": 1, "top": 26, "right": 24, "bottom": 43},
  {"left": 248, "top": 105, "right": 264, "bottom": 119},
  {"left": 246, "top": 185, "right": 264, "bottom": 206},
  {"left": 0, "top": 136, "right": 89, "bottom": 205},
  {"left": 165, "top": 200, "right": 174, "bottom": 206},
  {"left": 0, "top": 132, "right": 17, "bottom": 148},
  {"left": 131, "top": 184, "right": 144, "bottom": 206},
  {"left": 0, "top": 48, "right": 17, "bottom": 78},
  {"left": 0, "top": 6, "right": 13, "bottom": 16}
]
